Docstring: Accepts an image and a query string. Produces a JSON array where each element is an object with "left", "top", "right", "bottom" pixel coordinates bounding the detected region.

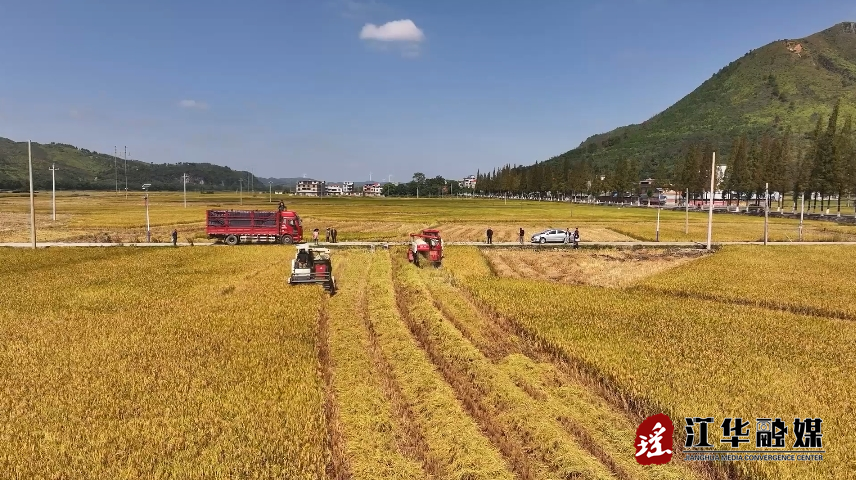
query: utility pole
[
  {"left": 145, "top": 193, "right": 151, "bottom": 242},
  {"left": 49, "top": 164, "right": 58, "bottom": 221},
  {"left": 182, "top": 173, "right": 188, "bottom": 208},
  {"left": 124, "top": 146, "right": 128, "bottom": 199},
  {"left": 799, "top": 191, "right": 805, "bottom": 241},
  {"left": 764, "top": 182, "right": 769, "bottom": 246},
  {"left": 114, "top": 146, "right": 118, "bottom": 193},
  {"left": 239, "top": 179, "right": 243, "bottom": 205},
  {"left": 269, "top": 182, "right": 272, "bottom": 203},
  {"left": 685, "top": 188, "right": 689, "bottom": 235},
  {"left": 28, "top": 141, "right": 36, "bottom": 249},
  {"left": 656, "top": 206, "right": 661, "bottom": 242},
  {"left": 706, "top": 152, "right": 715, "bottom": 251}
]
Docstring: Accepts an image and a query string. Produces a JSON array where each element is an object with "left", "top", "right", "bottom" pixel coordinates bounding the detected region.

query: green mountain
[
  {"left": 542, "top": 22, "right": 856, "bottom": 174},
  {"left": 0, "top": 137, "right": 263, "bottom": 191}
]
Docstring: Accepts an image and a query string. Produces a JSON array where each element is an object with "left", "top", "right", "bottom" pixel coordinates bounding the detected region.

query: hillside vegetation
[
  {"left": 521, "top": 22, "right": 856, "bottom": 177},
  {"left": 0, "top": 137, "right": 262, "bottom": 191}
]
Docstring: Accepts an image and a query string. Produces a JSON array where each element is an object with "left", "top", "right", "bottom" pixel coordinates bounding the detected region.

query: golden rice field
[
  {"left": 2, "top": 192, "right": 855, "bottom": 479},
  {"left": 3, "top": 191, "right": 856, "bottom": 243}
]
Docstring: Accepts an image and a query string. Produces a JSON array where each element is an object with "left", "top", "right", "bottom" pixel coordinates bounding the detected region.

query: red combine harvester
[
  {"left": 206, "top": 209, "right": 303, "bottom": 246},
  {"left": 407, "top": 229, "right": 443, "bottom": 268}
]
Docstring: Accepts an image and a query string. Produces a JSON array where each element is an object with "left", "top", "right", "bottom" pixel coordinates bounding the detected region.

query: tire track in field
[{"left": 317, "top": 259, "right": 353, "bottom": 480}]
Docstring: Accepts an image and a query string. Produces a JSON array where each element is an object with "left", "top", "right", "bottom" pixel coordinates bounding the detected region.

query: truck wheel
[
  {"left": 225, "top": 235, "right": 239, "bottom": 246},
  {"left": 280, "top": 235, "right": 293, "bottom": 245}
]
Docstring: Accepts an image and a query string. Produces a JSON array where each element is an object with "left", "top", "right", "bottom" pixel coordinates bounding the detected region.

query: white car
[{"left": 531, "top": 229, "right": 569, "bottom": 244}]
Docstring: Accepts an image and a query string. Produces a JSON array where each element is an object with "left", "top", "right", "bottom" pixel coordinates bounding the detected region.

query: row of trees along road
[
  {"left": 382, "top": 172, "right": 475, "bottom": 197},
  {"left": 475, "top": 100, "right": 856, "bottom": 215}
]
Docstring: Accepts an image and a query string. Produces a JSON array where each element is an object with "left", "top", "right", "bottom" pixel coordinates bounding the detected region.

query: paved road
[{"left": 3, "top": 241, "right": 856, "bottom": 248}]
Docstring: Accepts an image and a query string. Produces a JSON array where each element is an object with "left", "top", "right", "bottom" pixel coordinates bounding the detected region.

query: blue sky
[{"left": 1, "top": 0, "right": 854, "bottom": 182}]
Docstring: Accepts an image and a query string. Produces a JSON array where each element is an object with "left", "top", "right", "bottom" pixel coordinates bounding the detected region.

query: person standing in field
[
  {"left": 486, "top": 227, "right": 493, "bottom": 244},
  {"left": 171, "top": 229, "right": 178, "bottom": 246},
  {"left": 518, "top": 227, "right": 525, "bottom": 244},
  {"left": 332, "top": 228, "right": 338, "bottom": 243},
  {"left": 313, "top": 228, "right": 320, "bottom": 245},
  {"left": 325, "top": 227, "right": 330, "bottom": 243}
]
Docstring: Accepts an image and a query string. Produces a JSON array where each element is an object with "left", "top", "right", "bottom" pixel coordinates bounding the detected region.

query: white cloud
[
  {"left": 178, "top": 99, "right": 208, "bottom": 110},
  {"left": 360, "top": 19, "right": 424, "bottom": 42}
]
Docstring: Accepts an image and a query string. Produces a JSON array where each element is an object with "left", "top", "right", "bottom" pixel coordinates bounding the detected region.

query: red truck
[{"left": 206, "top": 209, "right": 303, "bottom": 245}]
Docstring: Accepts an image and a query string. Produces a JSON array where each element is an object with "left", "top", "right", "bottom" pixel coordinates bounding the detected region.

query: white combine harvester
[{"left": 287, "top": 244, "right": 336, "bottom": 294}]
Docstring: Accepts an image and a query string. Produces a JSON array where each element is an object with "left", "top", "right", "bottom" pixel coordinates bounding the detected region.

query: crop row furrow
[
  {"left": 391, "top": 250, "right": 618, "bottom": 480},
  {"left": 317, "top": 260, "right": 353, "bottom": 480},
  {"left": 323, "top": 252, "right": 425, "bottom": 479},
  {"left": 366, "top": 250, "right": 514, "bottom": 480}
]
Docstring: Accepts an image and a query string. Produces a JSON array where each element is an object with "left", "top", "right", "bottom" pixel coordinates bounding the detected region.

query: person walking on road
[
  {"left": 332, "top": 228, "right": 338, "bottom": 243},
  {"left": 564, "top": 227, "right": 570, "bottom": 244},
  {"left": 171, "top": 229, "right": 178, "bottom": 246},
  {"left": 325, "top": 227, "right": 331, "bottom": 243},
  {"left": 573, "top": 227, "right": 580, "bottom": 249},
  {"left": 313, "top": 228, "right": 320, "bottom": 245},
  {"left": 518, "top": 227, "right": 525, "bottom": 245},
  {"left": 486, "top": 227, "right": 493, "bottom": 244}
]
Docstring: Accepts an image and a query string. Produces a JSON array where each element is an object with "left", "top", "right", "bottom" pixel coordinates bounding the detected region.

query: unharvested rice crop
[
  {"left": 637, "top": 245, "right": 856, "bottom": 319},
  {"left": 0, "top": 247, "right": 329, "bottom": 478},
  {"left": 394, "top": 254, "right": 619, "bottom": 479},
  {"left": 322, "top": 251, "right": 425, "bottom": 478},
  {"left": 411, "top": 262, "right": 702, "bottom": 480},
  {"left": 363, "top": 251, "right": 514, "bottom": 479},
  {"left": 446, "top": 248, "right": 855, "bottom": 480}
]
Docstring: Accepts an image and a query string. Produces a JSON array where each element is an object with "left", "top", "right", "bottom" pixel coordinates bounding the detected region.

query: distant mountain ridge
[{"left": 0, "top": 137, "right": 263, "bottom": 191}]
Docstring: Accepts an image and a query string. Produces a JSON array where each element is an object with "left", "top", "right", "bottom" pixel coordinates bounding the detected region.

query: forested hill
[
  {"left": 0, "top": 137, "right": 263, "bottom": 191},
  {"left": 516, "top": 21, "right": 856, "bottom": 179}
]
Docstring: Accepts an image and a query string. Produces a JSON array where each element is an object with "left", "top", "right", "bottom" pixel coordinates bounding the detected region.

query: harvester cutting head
[
  {"left": 407, "top": 229, "right": 443, "bottom": 268},
  {"left": 287, "top": 244, "right": 336, "bottom": 294}
]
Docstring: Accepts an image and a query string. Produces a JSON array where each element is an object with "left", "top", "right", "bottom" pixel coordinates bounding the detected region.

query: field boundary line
[
  {"left": 5, "top": 240, "right": 856, "bottom": 248},
  {"left": 632, "top": 285, "right": 856, "bottom": 321}
]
